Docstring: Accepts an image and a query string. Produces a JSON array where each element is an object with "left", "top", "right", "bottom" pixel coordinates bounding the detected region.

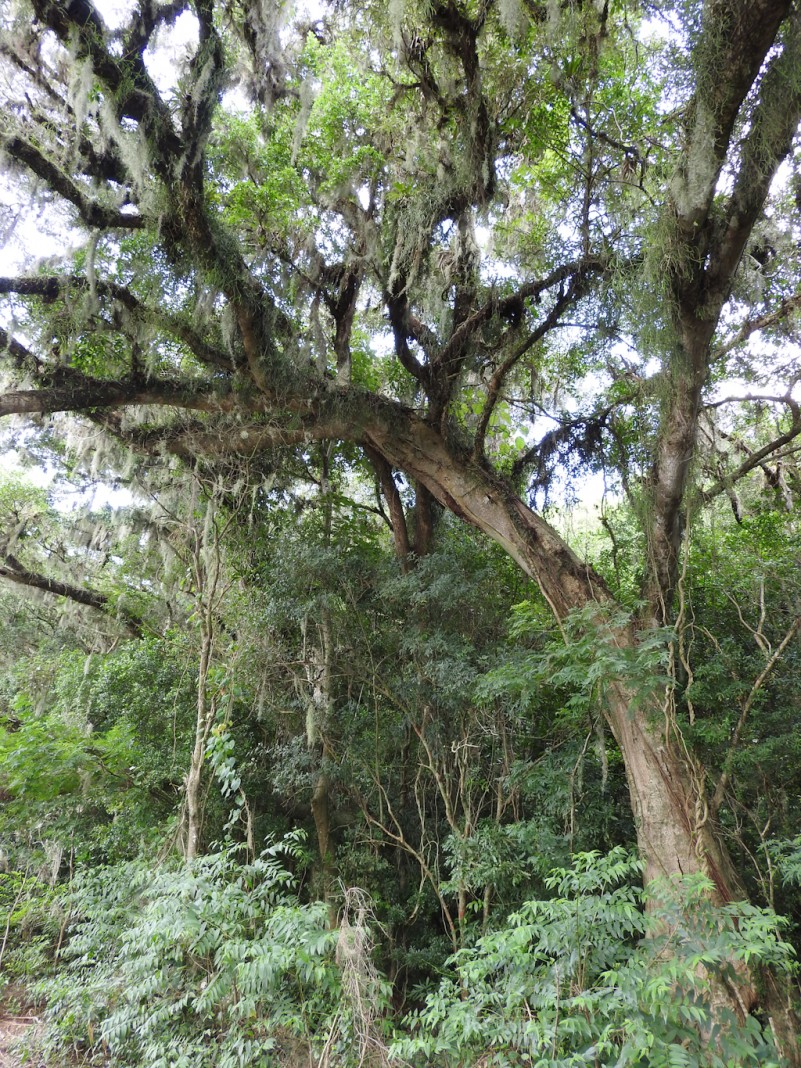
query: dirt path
[{"left": 0, "top": 1013, "right": 39, "bottom": 1068}]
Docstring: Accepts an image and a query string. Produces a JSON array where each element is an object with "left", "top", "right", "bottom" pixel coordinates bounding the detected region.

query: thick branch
[
  {"left": 123, "top": 0, "right": 187, "bottom": 62},
  {"left": 323, "top": 264, "right": 362, "bottom": 381},
  {"left": 1, "top": 135, "right": 145, "bottom": 230},
  {"left": 28, "top": 0, "right": 279, "bottom": 390},
  {"left": 668, "top": 0, "right": 793, "bottom": 240},
  {"left": 0, "top": 328, "right": 41, "bottom": 374},
  {"left": 6, "top": 373, "right": 610, "bottom": 620},
  {"left": 0, "top": 375, "right": 241, "bottom": 418},
  {"left": 438, "top": 260, "right": 601, "bottom": 372},
  {"left": 706, "top": 8, "right": 801, "bottom": 306},
  {"left": 31, "top": 0, "right": 179, "bottom": 142},
  {"left": 645, "top": 4, "right": 799, "bottom": 618},
  {"left": 0, "top": 275, "right": 234, "bottom": 371},
  {"left": 92, "top": 400, "right": 364, "bottom": 461},
  {"left": 0, "top": 554, "right": 144, "bottom": 637},
  {"left": 386, "top": 293, "right": 432, "bottom": 387},
  {"left": 356, "top": 399, "right": 612, "bottom": 619},
  {"left": 430, "top": 0, "right": 494, "bottom": 201}
]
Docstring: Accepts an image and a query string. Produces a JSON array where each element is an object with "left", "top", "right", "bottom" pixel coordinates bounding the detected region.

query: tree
[{"left": 2, "top": 0, "right": 801, "bottom": 1049}]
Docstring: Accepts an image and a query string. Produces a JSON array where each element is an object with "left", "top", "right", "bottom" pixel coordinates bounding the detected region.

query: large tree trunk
[
  {"left": 4, "top": 0, "right": 801, "bottom": 1053},
  {"left": 362, "top": 410, "right": 801, "bottom": 1061},
  {"left": 369, "top": 420, "right": 715, "bottom": 879}
]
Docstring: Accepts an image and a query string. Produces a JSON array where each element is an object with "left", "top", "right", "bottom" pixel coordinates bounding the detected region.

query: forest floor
[
  {"left": 0, "top": 1018, "right": 33, "bottom": 1068},
  {"left": 0, "top": 988, "right": 40, "bottom": 1067}
]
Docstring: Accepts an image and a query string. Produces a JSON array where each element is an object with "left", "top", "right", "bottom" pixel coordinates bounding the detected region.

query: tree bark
[
  {"left": 303, "top": 451, "right": 338, "bottom": 923},
  {"left": 360, "top": 410, "right": 743, "bottom": 896},
  {"left": 0, "top": 555, "right": 144, "bottom": 637},
  {"left": 358, "top": 407, "right": 801, "bottom": 1059}
]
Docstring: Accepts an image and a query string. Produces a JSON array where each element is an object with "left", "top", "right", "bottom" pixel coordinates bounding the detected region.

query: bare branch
[
  {"left": 713, "top": 292, "right": 801, "bottom": 362},
  {"left": 0, "top": 327, "right": 41, "bottom": 374},
  {"left": 699, "top": 396, "right": 801, "bottom": 502},
  {"left": 364, "top": 446, "right": 411, "bottom": 569},
  {"left": 711, "top": 616, "right": 801, "bottom": 816},
  {"left": 439, "top": 259, "right": 603, "bottom": 372},
  {"left": 473, "top": 278, "right": 587, "bottom": 461},
  {"left": 0, "top": 275, "right": 234, "bottom": 371}
]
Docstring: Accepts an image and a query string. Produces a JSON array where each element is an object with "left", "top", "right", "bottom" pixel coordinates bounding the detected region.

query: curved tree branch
[
  {"left": 1, "top": 135, "right": 145, "bottom": 230},
  {"left": 712, "top": 290, "right": 801, "bottom": 363},
  {"left": 0, "top": 275, "right": 234, "bottom": 372},
  {"left": 698, "top": 395, "right": 801, "bottom": 503},
  {"left": 0, "top": 554, "right": 145, "bottom": 637}
]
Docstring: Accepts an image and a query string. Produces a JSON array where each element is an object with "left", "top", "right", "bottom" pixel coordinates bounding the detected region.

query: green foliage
[
  {"left": 771, "top": 836, "right": 801, "bottom": 889},
  {"left": 0, "top": 640, "right": 197, "bottom": 868},
  {"left": 2, "top": 0, "right": 801, "bottom": 1054},
  {"left": 0, "top": 869, "right": 60, "bottom": 985},
  {"left": 35, "top": 833, "right": 369, "bottom": 1068},
  {"left": 676, "top": 502, "right": 801, "bottom": 920},
  {"left": 393, "top": 850, "right": 793, "bottom": 1067},
  {"left": 479, "top": 601, "right": 671, "bottom": 720}
]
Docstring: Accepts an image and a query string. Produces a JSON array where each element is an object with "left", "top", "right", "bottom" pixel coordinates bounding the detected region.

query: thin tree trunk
[
  {"left": 304, "top": 448, "right": 338, "bottom": 922},
  {"left": 180, "top": 488, "right": 233, "bottom": 862},
  {"left": 305, "top": 620, "right": 337, "bottom": 925},
  {"left": 184, "top": 625, "right": 213, "bottom": 861}
]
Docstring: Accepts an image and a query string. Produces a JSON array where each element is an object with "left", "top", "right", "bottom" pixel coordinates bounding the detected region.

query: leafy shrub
[
  {"left": 0, "top": 869, "right": 60, "bottom": 986},
  {"left": 393, "top": 848, "right": 794, "bottom": 1067},
  {"left": 35, "top": 833, "right": 383, "bottom": 1067}
]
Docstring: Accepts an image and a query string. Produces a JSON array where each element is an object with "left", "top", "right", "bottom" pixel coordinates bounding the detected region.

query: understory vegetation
[{"left": 0, "top": 463, "right": 800, "bottom": 1067}]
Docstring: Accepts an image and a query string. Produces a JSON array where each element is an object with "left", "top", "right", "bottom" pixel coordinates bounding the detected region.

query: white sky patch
[
  {"left": 222, "top": 82, "right": 253, "bottom": 114},
  {"left": 715, "top": 169, "right": 735, "bottom": 197},
  {"left": 0, "top": 451, "right": 134, "bottom": 511},
  {"left": 144, "top": 11, "right": 200, "bottom": 99},
  {"left": 93, "top": 0, "right": 135, "bottom": 32},
  {"left": 0, "top": 453, "right": 53, "bottom": 488},
  {"left": 550, "top": 470, "right": 615, "bottom": 519},
  {"left": 709, "top": 369, "right": 801, "bottom": 406},
  {"left": 58, "top": 482, "right": 135, "bottom": 512},
  {"left": 476, "top": 223, "right": 519, "bottom": 283},
  {"left": 0, "top": 175, "right": 80, "bottom": 273},
  {"left": 92, "top": 0, "right": 200, "bottom": 99}
]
